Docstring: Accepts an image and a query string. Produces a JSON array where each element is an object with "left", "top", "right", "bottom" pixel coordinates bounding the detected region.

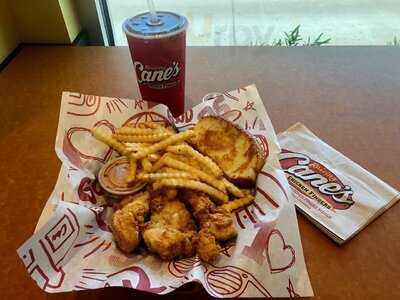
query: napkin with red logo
[{"left": 277, "top": 123, "right": 400, "bottom": 243}]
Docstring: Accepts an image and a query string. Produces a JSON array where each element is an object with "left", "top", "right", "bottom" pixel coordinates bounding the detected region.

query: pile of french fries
[{"left": 91, "top": 121, "right": 254, "bottom": 211}]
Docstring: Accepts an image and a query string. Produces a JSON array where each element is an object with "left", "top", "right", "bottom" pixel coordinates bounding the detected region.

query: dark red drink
[{"left": 123, "top": 11, "right": 188, "bottom": 117}]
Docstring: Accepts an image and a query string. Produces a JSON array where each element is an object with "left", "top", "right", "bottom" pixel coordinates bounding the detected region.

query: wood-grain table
[{"left": 1, "top": 46, "right": 399, "bottom": 300}]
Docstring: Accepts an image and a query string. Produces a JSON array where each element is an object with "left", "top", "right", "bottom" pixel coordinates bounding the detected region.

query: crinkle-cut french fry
[
  {"left": 148, "top": 122, "right": 177, "bottom": 134},
  {"left": 141, "top": 121, "right": 165, "bottom": 129},
  {"left": 140, "top": 158, "right": 152, "bottom": 172},
  {"left": 126, "top": 156, "right": 137, "bottom": 183},
  {"left": 162, "top": 156, "right": 226, "bottom": 192},
  {"left": 91, "top": 128, "right": 129, "bottom": 156},
  {"left": 150, "top": 155, "right": 166, "bottom": 172},
  {"left": 137, "top": 172, "right": 196, "bottom": 181},
  {"left": 161, "top": 167, "right": 187, "bottom": 174},
  {"left": 147, "top": 153, "right": 161, "bottom": 162},
  {"left": 116, "top": 127, "right": 160, "bottom": 135},
  {"left": 222, "top": 178, "right": 245, "bottom": 198},
  {"left": 164, "top": 126, "right": 178, "bottom": 134},
  {"left": 167, "top": 144, "right": 223, "bottom": 177},
  {"left": 132, "top": 130, "right": 195, "bottom": 160},
  {"left": 124, "top": 142, "right": 149, "bottom": 152},
  {"left": 125, "top": 142, "right": 149, "bottom": 147},
  {"left": 220, "top": 195, "right": 255, "bottom": 212},
  {"left": 153, "top": 179, "right": 228, "bottom": 204},
  {"left": 113, "top": 132, "right": 171, "bottom": 143},
  {"left": 159, "top": 153, "right": 198, "bottom": 170},
  {"left": 159, "top": 167, "right": 199, "bottom": 180},
  {"left": 241, "top": 188, "right": 256, "bottom": 196},
  {"left": 164, "top": 152, "right": 191, "bottom": 164}
]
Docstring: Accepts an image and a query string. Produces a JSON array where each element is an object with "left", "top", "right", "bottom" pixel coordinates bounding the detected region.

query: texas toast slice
[{"left": 189, "top": 116, "right": 265, "bottom": 187}]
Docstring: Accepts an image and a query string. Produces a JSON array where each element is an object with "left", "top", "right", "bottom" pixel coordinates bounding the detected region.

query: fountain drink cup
[{"left": 123, "top": 11, "right": 188, "bottom": 117}]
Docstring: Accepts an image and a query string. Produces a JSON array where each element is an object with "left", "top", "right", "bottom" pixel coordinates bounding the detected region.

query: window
[{"left": 105, "top": 0, "right": 400, "bottom": 46}]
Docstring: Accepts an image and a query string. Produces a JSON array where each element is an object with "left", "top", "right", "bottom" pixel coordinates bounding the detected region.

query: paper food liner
[{"left": 17, "top": 85, "right": 313, "bottom": 297}]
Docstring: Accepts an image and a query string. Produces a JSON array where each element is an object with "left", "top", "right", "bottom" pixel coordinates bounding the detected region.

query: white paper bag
[{"left": 278, "top": 122, "right": 400, "bottom": 243}]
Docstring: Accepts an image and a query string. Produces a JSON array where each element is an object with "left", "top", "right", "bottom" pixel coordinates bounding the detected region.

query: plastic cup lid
[{"left": 123, "top": 11, "right": 187, "bottom": 38}]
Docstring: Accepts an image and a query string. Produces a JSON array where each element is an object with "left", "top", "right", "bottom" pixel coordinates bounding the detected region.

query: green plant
[
  {"left": 272, "top": 25, "right": 331, "bottom": 46},
  {"left": 387, "top": 36, "right": 399, "bottom": 46},
  {"left": 248, "top": 41, "right": 268, "bottom": 46}
]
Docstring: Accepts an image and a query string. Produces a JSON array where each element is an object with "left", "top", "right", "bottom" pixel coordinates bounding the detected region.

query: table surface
[{"left": 1, "top": 46, "right": 399, "bottom": 300}]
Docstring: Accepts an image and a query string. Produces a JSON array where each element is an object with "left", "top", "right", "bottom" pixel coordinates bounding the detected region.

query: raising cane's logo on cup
[
  {"left": 134, "top": 61, "right": 180, "bottom": 89},
  {"left": 279, "top": 149, "right": 354, "bottom": 210}
]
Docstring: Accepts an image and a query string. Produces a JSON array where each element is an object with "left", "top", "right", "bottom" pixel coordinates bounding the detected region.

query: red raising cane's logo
[
  {"left": 134, "top": 61, "right": 180, "bottom": 88},
  {"left": 279, "top": 149, "right": 354, "bottom": 210}
]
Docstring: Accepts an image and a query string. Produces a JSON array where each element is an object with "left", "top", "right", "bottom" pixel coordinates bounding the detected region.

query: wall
[
  {"left": 0, "top": 0, "right": 83, "bottom": 64},
  {"left": 10, "top": 0, "right": 70, "bottom": 43},
  {"left": 0, "top": 0, "right": 19, "bottom": 63},
  {"left": 59, "top": 0, "right": 82, "bottom": 42}
]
